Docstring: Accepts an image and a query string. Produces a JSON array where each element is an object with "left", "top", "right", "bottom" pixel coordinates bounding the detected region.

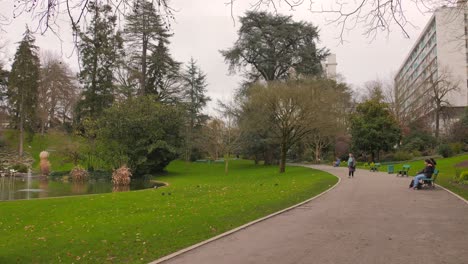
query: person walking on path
[{"left": 347, "top": 153, "right": 356, "bottom": 178}]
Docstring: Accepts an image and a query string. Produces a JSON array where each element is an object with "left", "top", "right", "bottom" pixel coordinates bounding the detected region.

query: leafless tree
[
  {"left": 200, "top": 118, "right": 225, "bottom": 161},
  {"left": 38, "top": 51, "right": 79, "bottom": 133},
  {"left": 425, "top": 66, "right": 461, "bottom": 141},
  {"left": 216, "top": 99, "right": 242, "bottom": 174}
]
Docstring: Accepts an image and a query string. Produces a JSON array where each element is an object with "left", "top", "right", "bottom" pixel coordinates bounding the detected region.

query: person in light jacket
[{"left": 347, "top": 153, "right": 356, "bottom": 178}]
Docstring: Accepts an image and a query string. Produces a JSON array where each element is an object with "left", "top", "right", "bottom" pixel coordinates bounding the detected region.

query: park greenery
[
  {"left": 0, "top": 3, "right": 466, "bottom": 180},
  {"left": 0, "top": 2, "right": 467, "bottom": 262},
  {"left": 0, "top": 160, "right": 338, "bottom": 263}
]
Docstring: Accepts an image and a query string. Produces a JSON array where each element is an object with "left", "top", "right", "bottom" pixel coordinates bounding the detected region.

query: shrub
[
  {"left": 411, "top": 150, "right": 422, "bottom": 158},
  {"left": 70, "top": 165, "right": 89, "bottom": 182},
  {"left": 11, "top": 163, "right": 28, "bottom": 173},
  {"left": 437, "top": 144, "right": 453, "bottom": 158},
  {"left": 92, "top": 96, "right": 184, "bottom": 177},
  {"left": 449, "top": 142, "right": 463, "bottom": 155},
  {"left": 380, "top": 153, "right": 394, "bottom": 162},
  {"left": 458, "top": 171, "right": 468, "bottom": 183},
  {"left": 112, "top": 166, "right": 132, "bottom": 186},
  {"left": 393, "top": 151, "right": 413, "bottom": 161}
]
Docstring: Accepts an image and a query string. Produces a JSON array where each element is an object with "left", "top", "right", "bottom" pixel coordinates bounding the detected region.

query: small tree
[
  {"left": 181, "top": 58, "right": 210, "bottom": 162},
  {"left": 92, "top": 95, "right": 184, "bottom": 176},
  {"left": 350, "top": 99, "right": 401, "bottom": 161}
]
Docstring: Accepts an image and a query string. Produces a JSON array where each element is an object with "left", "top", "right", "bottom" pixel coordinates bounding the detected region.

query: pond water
[{"left": 0, "top": 176, "right": 165, "bottom": 201}]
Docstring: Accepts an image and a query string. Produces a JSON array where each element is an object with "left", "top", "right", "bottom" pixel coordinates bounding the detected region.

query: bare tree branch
[
  {"left": 228, "top": 0, "right": 465, "bottom": 42},
  {"left": 11, "top": 0, "right": 175, "bottom": 35}
]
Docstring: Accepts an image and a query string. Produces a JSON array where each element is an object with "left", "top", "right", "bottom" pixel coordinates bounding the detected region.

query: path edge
[
  {"left": 435, "top": 183, "right": 468, "bottom": 205},
  {"left": 149, "top": 168, "right": 340, "bottom": 264}
]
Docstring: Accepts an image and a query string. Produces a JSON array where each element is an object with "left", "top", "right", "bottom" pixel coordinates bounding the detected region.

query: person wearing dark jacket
[{"left": 411, "top": 159, "right": 435, "bottom": 189}]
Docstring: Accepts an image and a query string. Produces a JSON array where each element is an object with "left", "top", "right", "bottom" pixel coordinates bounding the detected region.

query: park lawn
[
  {"left": 380, "top": 154, "right": 468, "bottom": 200},
  {"left": 0, "top": 160, "right": 337, "bottom": 264}
]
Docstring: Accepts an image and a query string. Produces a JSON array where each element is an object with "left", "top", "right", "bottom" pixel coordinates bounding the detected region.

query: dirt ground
[{"left": 151, "top": 165, "right": 468, "bottom": 264}]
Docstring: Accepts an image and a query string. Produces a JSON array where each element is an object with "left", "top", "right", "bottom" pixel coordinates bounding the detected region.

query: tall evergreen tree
[
  {"left": 124, "top": 0, "right": 172, "bottom": 95},
  {"left": 74, "top": 1, "right": 123, "bottom": 125},
  {"left": 181, "top": 58, "right": 210, "bottom": 161},
  {"left": 0, "top": 62, "right": 9, "bottom": 113},
  {"left": 8, "top": 27, "right": 40, "bottom": 156},
  {"left": 146, "top": 40, "right": 181, "bottom": 101}
]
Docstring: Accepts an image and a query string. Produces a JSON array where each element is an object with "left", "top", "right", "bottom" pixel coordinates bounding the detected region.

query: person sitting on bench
[
  {"left": 333, "top": 157, "right": 340, "bottom": 167},
  {"left": 410, "top": 159, "right": 435, "bottom": 190}
]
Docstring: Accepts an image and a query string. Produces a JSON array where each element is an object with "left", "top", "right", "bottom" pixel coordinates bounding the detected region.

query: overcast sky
[{"left": 0, "top": 0, "right": 435, "bottom": 112}]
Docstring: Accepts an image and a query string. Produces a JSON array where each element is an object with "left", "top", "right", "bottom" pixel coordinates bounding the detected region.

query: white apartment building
[
  {"left": 322, "top": 54, "right": 337, "bottom": 79},
  {"left": 394, "top": 5, "right": 468, "bottom": 130}
]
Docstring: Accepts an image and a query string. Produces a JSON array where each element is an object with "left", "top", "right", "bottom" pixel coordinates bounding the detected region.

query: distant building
[
  {"left": 394, "top": 4, "right": 468, "bottom": 133},
  {"left": 322, "top": 54, "right": 337, "bottom": 79}
]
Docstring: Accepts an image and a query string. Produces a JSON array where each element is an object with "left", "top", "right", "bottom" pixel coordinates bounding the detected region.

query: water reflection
[
  {"left": 38, "top": 177, "right": 49, "bottom": 198},
  {"left": 113, "top": 185, "right": 130, "bottom": 192},
  {"left": 0, "top": 176, "right": 164, "bottom": 201},
  {"left": 71, "top": 181, "right": 87, "bottom": 194}
]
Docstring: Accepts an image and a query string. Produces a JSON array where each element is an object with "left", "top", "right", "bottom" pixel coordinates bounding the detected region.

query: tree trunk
[
  {"left": 224, "top": 153, "right": 229, "bottom": 175},
  {"left": 141, "top": 34, "right": 147, "bottom": 95},
  {"left": 315, "top": 144, "right": 321, "bottom": 163},
  {"left": 279, "top": 141, "right": 287, "bottom": 173},
  {"left": 19, "top": 116, "right": 24, "bottom": 157},
  {"left": 435, "top": 107, "right": 440, "bottom": 142},
  {"left": 19, "top": 93, "right": 24, "bottom": 157},
  {"left": 264, "top": 146, "right": 274, "bottom": 165}
]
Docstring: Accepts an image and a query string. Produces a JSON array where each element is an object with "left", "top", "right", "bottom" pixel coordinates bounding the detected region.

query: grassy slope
[
  {"left": 0, "top": 160, "right": 337, "bottom": 263},
  {"left": 3, "top": 129, "right": 79, "bottom": 172}
]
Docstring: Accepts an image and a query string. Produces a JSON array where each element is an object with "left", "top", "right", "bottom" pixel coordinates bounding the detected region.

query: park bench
[
  {"left": 419, "top": 169, "right": 439, "bottom": 189},
  {"left": 396, "top": 164, "right": 411, "bottom": 177},
  {"left": 370, "top": 163, "right": 380, "bottom": 172}
]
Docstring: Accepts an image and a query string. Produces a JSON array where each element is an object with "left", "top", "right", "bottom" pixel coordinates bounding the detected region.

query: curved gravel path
[{"left": 151, "top": 165, "right": 468, "bottom": 264}]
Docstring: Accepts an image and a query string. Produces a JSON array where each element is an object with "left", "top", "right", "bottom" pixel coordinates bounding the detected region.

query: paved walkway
[{"left": 151, "top": 165, "right": 468, "bottom": 264}]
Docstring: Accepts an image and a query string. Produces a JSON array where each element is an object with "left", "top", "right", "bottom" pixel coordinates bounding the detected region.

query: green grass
[
  {"left": 0, "top": 160, "right": 337, "bottom": 263},
  {"left": 365, "top": 154, "right": 468, "bottom": 200}
]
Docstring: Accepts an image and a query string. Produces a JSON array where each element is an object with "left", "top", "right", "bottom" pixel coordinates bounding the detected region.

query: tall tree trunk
[
  {"left": 224, "top": 153, "right": 229, "bottom": 175},
  {"left": 279, "top": 140, "right": 287, "bottom": 173},
  {"left": 435, "top": 106, "right": 440, "bottom": 142},
  {"left": 264, "top": 145, "right": 274, "bottom": 165},
  {"left": 315, "top": 144, "right": 320, "bottom": 163},
  {"left": 19, "top": 93, "right": 24, "bottom": 157},
  {"left": 19, "top": 113, "right": 24, "bottom": 157},
  {"left": 141, "top": 34, "right": 147, "bottom": 95}
]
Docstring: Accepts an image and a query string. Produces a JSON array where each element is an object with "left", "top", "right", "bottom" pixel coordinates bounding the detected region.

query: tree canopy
[
  {"left": 93, "top": 95, "right": 184, "bottom": 176},
  {"left": 350, "top": 99, "right": 401, "bottom": 161},
  {"left": 221, "top": 11, "right": 328, "bottom": 83},
  {"left": 240, "top": 78, "right": 351, "bottom": 172}
]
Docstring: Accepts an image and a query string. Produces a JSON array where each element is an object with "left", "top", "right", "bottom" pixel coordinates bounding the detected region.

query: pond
[{"left": 0, "top": 175, "right": 165, "bottom": 201}]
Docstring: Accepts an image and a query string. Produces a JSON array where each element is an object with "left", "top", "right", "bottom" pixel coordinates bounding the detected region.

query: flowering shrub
[
  {"left": 70, "top": 165, "right": 89, "bottom": 182},
  {"left": 112, "top": 166, "right": 132, "bottom": 186}
]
